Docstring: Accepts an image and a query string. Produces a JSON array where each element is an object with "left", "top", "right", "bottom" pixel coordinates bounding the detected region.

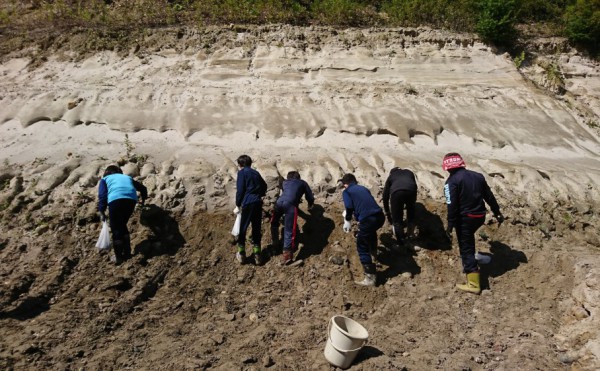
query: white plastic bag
[
  {"left": 231, "top": 213, "right": 241, "bottom": 236},
  {"left": 95, "top": 221, "right": 111, "bottom": 250}
]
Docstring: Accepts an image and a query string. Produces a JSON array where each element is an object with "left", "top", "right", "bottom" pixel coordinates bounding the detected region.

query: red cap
[{"left": 442, "top": 154, "right": 466, "bottom": 171}]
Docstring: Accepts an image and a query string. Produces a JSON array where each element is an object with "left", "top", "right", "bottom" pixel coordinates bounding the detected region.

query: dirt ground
[
  {"left": 1, "top": 24, "right": 599, "bottom": 370},
  {"left": 0, "top": 194, "right": 595, "bottom": 370}
]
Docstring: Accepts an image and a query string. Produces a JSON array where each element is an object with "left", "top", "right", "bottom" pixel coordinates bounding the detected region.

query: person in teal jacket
[{"left": 98, "top": 165, "right": 147, "bottom": 264}]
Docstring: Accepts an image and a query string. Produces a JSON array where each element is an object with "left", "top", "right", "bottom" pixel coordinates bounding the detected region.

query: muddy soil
[
  {"left": 1, "top": 24, "right": 599, "bottom": 371},
  {"left": 0, "top": 196, "right": 594, "bottom": 370}
]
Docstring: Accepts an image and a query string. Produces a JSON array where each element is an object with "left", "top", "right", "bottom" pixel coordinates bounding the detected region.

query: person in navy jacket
[
  {"left": 98, "top": 165, "right": 147, "bottom": 264},
  {"left": 383, "top": 167, "right": 418, "bottom": 245},
  {"left": 270, "top": 171, "right": 315, "bottom": 265},
  {"left": 443, "top": 153, "right": 504, "bottom": 294},
  {"left": 234, "top": 155, "right": 268, "bottom": 265},
  {"left": 340, "top": 173, "right": 385, "bottom": 287}
]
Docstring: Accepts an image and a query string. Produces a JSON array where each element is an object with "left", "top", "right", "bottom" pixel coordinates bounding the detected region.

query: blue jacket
[
  {"left": 277, "top": 179, "right": 315, "bottom": 207},
  {"left": 236, "top": 166, "right": 267, "bottom": 207},
  {"left": 342, "top": 182, "right": 382, "bottom": 222},
  {"left": 98, "top": 173, "right": 147, "bottom": 212},
  {"left": 444, "top": 168, "right": 500, "bottom": 230}
]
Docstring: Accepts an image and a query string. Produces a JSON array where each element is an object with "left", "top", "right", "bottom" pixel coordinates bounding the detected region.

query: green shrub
[
  {"left": 195, "top": 0, "right": 309, "bottom": 25},
  {"left": 382, "top": 0, "right": 477, "bottom": 31},
  {"left": 519, "top": 0, "right": 569, "bottom": 22},
  {"left": 564, "top": 0, "right": 600, "bottom": 52},
  {"left": 0, "top": 10, "right": 9, "bottom": 26},
  {"left": 514, "top": 50, "right": 526, "bottom": 68},
  {"left": 475, "top": 0, "right": 519, "bottom": 45},
  {"left": 311, "top": 0, "right": 380, "bottom": 26}
]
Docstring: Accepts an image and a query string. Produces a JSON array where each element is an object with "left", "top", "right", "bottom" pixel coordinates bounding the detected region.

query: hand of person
[
  {"left": 385, "top": 213, "right": 392, "bottom": 224},
  {"left": 495, "top": 213, "right": 505, "bottom": 225},
  {"left": 233, "top": 206, "right": 240, "bottom": 215},
  {"left": 343, "top": 220, "right": 352, "bottom": 233},
  {"left": 99, "top": 211, "right": 106, "bottom": 222},
  {"left": 445, "top": 227, "right": 453, "bottom": 242}
]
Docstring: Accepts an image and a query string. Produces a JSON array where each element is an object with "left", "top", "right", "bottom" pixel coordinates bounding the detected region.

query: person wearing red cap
[{"left": 443, "top": 153, "right": 504, "bottom": 294}]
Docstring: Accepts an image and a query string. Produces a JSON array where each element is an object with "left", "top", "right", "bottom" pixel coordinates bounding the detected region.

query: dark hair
[
  {"left": 339, "top": 173, "right": 357, "bottom": 185},
  {"left": 237, "top": 155, "right": 252, "bottom": 168},
  {"left": 287, "top": 171, "right": 301, "bottom": 180},
  {"left": 103, "top": 165, "right": 123, "bottom": 177}
]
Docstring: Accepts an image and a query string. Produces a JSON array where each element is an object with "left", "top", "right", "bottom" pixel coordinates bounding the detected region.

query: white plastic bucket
[{"left": 324, "top": 315, "right": 369, "bottom": 369}]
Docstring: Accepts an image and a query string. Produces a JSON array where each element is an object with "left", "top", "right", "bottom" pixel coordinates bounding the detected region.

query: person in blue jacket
[
  {"left": 340, "top": 173, "right": 385, "bottom": 287},
  {"left": 443, "top": 153, "right": 504, "bottom": 294},
  {"left": 270, "top": 171, "right": 315, "bottom": 265},
  {"left": 235, "top": 155, "right": 268, "bottom": 265},
  {"left": 98, "top": 165, "right": 147, "bottom": 264}
]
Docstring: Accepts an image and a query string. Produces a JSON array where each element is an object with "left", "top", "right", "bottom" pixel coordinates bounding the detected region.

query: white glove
[
  {"left": 233, "top": 207, "right": 240, "bottom": 215},
  {"left": 343, "top": 220, "right": 351, "bottom": 233}
]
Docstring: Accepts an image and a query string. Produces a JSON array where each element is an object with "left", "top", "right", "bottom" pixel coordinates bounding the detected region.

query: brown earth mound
[{"left": 0, "top": 195, "right": 595, "bottom": 370}]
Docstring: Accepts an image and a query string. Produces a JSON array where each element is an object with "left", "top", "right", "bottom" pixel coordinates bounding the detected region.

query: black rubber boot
[
  {"left": 112, "top": 239, "right": 125, "bottom": 265},
  {"left": 122, "top": 234, "right": 132, "bottom": 260}
]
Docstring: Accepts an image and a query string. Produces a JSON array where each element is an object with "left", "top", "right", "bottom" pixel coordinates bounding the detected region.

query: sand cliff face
[
  {"left": 1, "top": 26, "right": 600, "bottom": 369},
  {"left": 1, "top": 26, "right": 599, "bottom": 208}
]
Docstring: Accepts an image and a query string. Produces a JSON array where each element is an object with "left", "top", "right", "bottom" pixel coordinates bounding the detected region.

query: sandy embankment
[{"left": 1, "top": 26, "right": 600, "bottom": 368}]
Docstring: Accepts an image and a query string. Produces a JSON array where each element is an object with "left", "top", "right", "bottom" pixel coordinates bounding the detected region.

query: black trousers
[
  {"left": 238, "top": 201, "right": 263, "bottom": 251},
  {"left": 108, "top": 198, "right": 136, "bottom": 259},
  {"left": 390, "top": 190, "right": 417, "bottom": 240},
  {"left": 456, "top": 215, "right": 485, "bottom": 273},
  {"left": 356, "top": 212, "right": 385, "bottom": 265},
  {"left": 270, "top": 201, "right": 299, "bottom": 252}
]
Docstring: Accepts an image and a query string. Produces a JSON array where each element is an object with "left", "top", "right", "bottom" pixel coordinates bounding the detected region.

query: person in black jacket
[
  {"left": 235, "top": 155, "right": 268, "bottom": 265},
  {"left": 270, "top": 171, "right": 315, "bottom": 265},
  {"left": 383, "top": 167, "right": 418, "bottom": 245},
  {"left": 443, "top": 153, "right": 504, "bottom": 294},
  {"left": 98, "top": 165, "right": 147, "bottom": 264}
]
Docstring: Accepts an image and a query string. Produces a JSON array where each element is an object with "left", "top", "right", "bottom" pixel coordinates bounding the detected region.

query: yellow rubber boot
[{"left": 456, "top": 272, "right": 481, "bottom": 294}]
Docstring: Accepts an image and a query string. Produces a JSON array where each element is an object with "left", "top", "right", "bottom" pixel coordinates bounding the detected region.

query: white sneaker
[
  {"left": 236, "top": 252, "right": 245, "bottom": 264},
  {"left": 355, "top": 273, "right": 376, "bottom": 287}
]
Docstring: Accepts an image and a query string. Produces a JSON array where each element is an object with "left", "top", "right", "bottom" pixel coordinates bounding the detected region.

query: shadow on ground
[
  {"left": 480, "top": 240, "right": 528, "bottom": 289},
  {"left": 378, "top": 232, "right": 421, "bottom": 284},
  {"left": 412, "top": 202, "right": 451, "bottom": 251},
  {"left": 135, "top": 204, "right": 186, "bottom": 259},
  {"left": 267, "top": 204, "right": 335, "bottom": 262},
  {"left": 354, "top": 345, "right": 385, "bottom": 365},
  {"left": 296, "top": 204, "right": 335, "bottom": 261}
]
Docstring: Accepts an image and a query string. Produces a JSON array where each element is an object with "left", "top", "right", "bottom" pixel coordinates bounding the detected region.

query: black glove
[
  {"left": 495, "top": 213, "right": 505, "bottom": 225},
  {"left": 385, "top": 213, "right": 392, "bottom": 224},
  {"left": 445, "top": 227, "right": 453, "bottom": 241},
  {"left": 99, "top": 211, "right": 106, "bottom": 222}
]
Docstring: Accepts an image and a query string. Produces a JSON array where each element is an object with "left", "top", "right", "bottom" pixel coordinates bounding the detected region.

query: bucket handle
[{"left": 327, "top": 317, "right": 368, "bottom": 353}]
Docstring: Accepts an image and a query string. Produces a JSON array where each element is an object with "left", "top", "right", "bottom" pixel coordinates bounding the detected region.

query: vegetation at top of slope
[{"left": 0, "top": 0, "right": 598, "bottom": 55}]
